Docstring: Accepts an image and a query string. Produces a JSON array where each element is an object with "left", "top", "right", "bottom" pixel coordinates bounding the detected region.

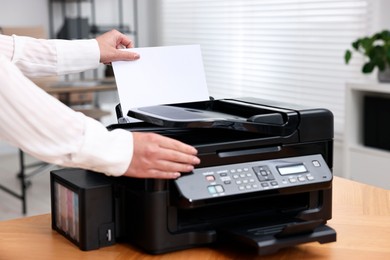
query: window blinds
[{"left": 157, "top": 0, "right": 371, "bottom": 139}]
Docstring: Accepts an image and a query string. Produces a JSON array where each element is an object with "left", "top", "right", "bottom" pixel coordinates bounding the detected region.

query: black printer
[{"left": 50, "top": 97, "right": 336, "bottom": 255}]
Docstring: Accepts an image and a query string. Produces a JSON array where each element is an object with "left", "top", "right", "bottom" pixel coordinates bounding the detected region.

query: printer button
[
  {"left": 298, "top": 176, "right": 306, "bottom": 182},
  {"left": 307, "top": 175, "right": 315, "bottom": 181},
  {"left": 312, "top": 160, "right": 321, "bottom": 167},
  {"left": 256, "top": 175, "right": 267, "bottom": 182},
  {"left": 215, "top": 185, "right": 224, "bottom": 193},
  {"left": 289, "top": 177, "right": 297, "bottom": 183},
  {"left": 260, "top": 170, "right": 268, "bottom": 176},
  {"left": 220, "top": 176, "right": 231, "bottom": 182},
  {"left": 207, "top": 186, "right": 217, "bottom": 194},
  {"left": 258, "top": 174, "right": 275, "bottom": 182},
  {"left": 206, "top": 175, "right": 215, "bottom": 182}
]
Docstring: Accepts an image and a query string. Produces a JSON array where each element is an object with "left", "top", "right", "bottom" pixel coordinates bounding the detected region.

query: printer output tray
[{"left": 218, "top": 219, "right": 336, "bottom": 255}]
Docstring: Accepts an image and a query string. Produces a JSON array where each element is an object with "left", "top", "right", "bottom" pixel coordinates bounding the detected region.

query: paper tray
[
  {"left": 126, "top": 98, "right": 299, "bottom": 135},
  {"left": 217, "top": 220, "right": 336, "bottom": 255}
]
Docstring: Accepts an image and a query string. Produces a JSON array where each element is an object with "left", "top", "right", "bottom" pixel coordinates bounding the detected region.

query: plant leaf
[
  {"left": 352, "top": 40, "right": 360, "bottom": 50},
  {"left": 377, "top": 60, "right": 385, "bottom": 71},
  {"left": 361, "top": 37, "right": 374, "bottom": 55},
  {"left": 369, "top": 46, "right": 385, "bottom": 60},
  {"left": 362, "top": 62, "right": 374, "bottom": 73},
  {"left": 374, "top": 32, "right": 382, "bottom": 40},
  {"left": 381, "top": 30, "right": 390, "bottom": 41},
  {"left": 345, "top": 50, "right": 352, "bottom": 64},
  {"left": 386, "top": 48, "right": 390, "bottom": 65}
]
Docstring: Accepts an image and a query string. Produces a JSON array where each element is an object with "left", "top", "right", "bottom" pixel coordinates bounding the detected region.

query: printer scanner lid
[{"left": 126, "top": 98, "right": 300, "bottom": 136}]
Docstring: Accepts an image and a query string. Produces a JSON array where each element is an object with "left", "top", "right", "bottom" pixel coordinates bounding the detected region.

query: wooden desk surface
[{"left": 1, "top": 176, "right": 389, "bottom": 260}]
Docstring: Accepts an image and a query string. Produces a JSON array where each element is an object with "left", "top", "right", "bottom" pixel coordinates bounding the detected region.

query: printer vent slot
[{"left": 218, "top": 146, "right": 281, "bottom": 158}]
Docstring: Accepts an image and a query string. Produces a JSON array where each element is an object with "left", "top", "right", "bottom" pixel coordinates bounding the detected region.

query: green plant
[{"left": 344, "top": 30, "right": 390, "bottom": 73}]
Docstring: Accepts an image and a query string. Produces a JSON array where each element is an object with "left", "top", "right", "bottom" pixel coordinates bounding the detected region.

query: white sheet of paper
[{"left": 112, "top": 45, "right": 209, "bottom": 116}]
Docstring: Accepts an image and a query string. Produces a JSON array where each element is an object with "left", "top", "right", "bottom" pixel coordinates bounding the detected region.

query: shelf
[
  {"left": 344, "top": 82, "right": 390, "bottom": 189},
  {"left": 49, "top": 0, "right": 137, "bottom": 42},
  {"left": 90, "top": 25, "right": 133, "bottom": 35},
  {"left": 347, "top": 149, "right": 390, "bottom": 189},
  {"left": 50, "top": 0, "right": 90, "bottom": 2},
  {"left": 347, "top": 81, "right": 390, "bottom": 94},
  {"left": 349, "top": 144, "right": 390, "bottom": 158}
]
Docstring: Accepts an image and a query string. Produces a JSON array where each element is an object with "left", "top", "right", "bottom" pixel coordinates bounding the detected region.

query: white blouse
[{"left": 0, "top": 34, "right": 133, "bottom": 176}]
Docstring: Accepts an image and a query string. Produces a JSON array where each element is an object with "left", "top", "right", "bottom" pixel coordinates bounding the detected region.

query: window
[{"left": 157, "top": 0, "right": 372, "bottom": 139}]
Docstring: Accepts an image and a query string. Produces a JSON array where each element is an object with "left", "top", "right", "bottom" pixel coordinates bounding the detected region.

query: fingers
[
  {"left": 156, "top": 147, "right": 200, "bottom": 169},
  {"left": 102, "top": 50, "right": 139, "bottom": 65},
  {"left": 113, "top": 31, "right": 139, "bottom": 59},
  {"left": 146, "top": 134, "right": 200, "bottom": 168},
  {"left": 149, "top": 151, "right": 197, "bottom": 173},
  {"left": 123, "top": 168, "right": 182, "bottom": 179},
  {"left": 116, "top": 34, "right": 134, "bottom": 49},
  {"left": 158, "top": 135, "right": 199, "bottom": 155},
  {"left": 143, "top": 135, "right": 200, "bottom": 173},
  {"left": 115, "top": 50, "right": 140, "bottom": 61},
  {"left": 124, "top": 132, "right": 201, "bottom": 179},
  {"left": 97, "top": 29, "right": 140, "bottom": 64}
]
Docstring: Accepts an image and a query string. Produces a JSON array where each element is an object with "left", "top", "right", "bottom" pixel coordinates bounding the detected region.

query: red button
[{"left": 206, "top": 175, "right": 215, "bottom": 182}]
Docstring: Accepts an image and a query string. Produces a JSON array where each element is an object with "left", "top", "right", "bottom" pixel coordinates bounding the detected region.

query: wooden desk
[{"left": 1, "top": 177, "right": 389, "bottom": 259}]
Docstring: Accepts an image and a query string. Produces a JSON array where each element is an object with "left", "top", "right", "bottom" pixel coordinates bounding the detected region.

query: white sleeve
[
  {"left": 9, "top": 34, "right": 100, "bottom": 77},
  {"left": 0, "top": 55, "right": 133, "bottom": 176}
]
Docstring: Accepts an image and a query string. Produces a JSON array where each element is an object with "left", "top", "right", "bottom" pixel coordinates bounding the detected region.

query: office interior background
[{"left": 1, "top": 0, "right": 390, "bottom": 219}]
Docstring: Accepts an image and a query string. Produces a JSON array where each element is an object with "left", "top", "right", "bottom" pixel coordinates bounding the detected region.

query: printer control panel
[{"left": 175, "top": 154, "right": 332, "bottom": 202}]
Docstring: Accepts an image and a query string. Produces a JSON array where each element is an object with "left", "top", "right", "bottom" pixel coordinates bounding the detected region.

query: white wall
[
  {"left": 0, "top": 0, "right": 49, "bottom": 32},
  {"left": 0, "top": 0, "right": 156, "bottom": 155},
  {"left": 1, "top": 0, "right": 390, "bottom": 156},
  {"left": 371, "top": 0, "right": 390, "bottom": 33}
]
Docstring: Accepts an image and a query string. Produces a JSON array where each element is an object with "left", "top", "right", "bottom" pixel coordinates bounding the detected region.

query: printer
[{"left": 50, "top": 97, "right": 336, "bottom": 255}]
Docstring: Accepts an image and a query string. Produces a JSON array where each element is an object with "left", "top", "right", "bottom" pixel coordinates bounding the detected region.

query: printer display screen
[{"left": 277, "top": 164, "right": 307, "bottom": 175}]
